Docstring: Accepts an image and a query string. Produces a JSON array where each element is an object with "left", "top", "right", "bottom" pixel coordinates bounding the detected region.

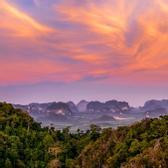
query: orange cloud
[
  {"left": 0, "top": 0, "right": 168, "bottom": 85},
  {"left": 0, "top": 0, "right": 52, "bottom": 37},
  {"left": 56, "top": 0, "right": 168, "bottom": 81},
  {"left": 0, "top": 58, "right": 76, "bottom": 85}
]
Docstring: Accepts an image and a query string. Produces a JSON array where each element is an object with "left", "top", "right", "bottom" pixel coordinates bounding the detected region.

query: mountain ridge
[
  {"left": 13, "top": 99, "right": 168, "bottom": 130},
  {"left": 1, "top": 102, "right": 168, "bottom": 167}
]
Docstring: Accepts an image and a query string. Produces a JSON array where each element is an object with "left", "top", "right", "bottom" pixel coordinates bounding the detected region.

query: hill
[
  {"left": 69, "top": 117, "right": 168, "bottom": 168},
  {"left": 14, "top": 99, "right": 168, "bottom": 131},
  {"left": 0, "top": 102, "right": 57, "bottom": 167},
  {"left": 0, "top": 102, "right": 168, "bottom": 168}
]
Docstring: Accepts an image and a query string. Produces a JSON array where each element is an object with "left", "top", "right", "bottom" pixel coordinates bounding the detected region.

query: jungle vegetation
[{"left": 0, "top": 102, "right": 167, "bottom": 168}]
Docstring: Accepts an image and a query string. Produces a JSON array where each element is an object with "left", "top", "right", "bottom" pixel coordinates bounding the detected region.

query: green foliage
[
  {"left": 0, "top": 102, "right": 55, "bottom": 167},
  {"left": 4, "top": 158, "right": 12, "bottom": 168},
  {"left": 71, "top": 116, "right": 168, "bottom": 168},
  {"left": 0, "top": 102, "right": 167, "bottom": 168}
]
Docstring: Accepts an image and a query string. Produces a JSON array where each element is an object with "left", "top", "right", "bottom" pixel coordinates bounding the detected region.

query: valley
[{"left": 14, "top": 99, "right": 168, "bottom": 131}]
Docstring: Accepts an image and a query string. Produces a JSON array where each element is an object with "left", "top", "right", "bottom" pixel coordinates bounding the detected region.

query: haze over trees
[{"left": 0, "top": 102, "right": 167, "bottom": 168}]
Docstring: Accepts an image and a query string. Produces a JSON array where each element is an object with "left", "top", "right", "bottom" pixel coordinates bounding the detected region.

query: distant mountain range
[
  {"left": 13, "top": 99, "right": 168, "bottom": 130},
  {"left": 14, "top": 100, "right": 131, "bottom": 119}
]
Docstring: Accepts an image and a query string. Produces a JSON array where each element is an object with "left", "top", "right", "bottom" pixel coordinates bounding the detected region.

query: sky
[{"left": 0, "top": 0, "right": 168, "bottom": 106}]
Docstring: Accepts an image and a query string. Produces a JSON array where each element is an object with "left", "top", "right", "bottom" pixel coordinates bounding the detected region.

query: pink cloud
[{"left": 0, "top": 0, "right": 167, "bottom": 86}]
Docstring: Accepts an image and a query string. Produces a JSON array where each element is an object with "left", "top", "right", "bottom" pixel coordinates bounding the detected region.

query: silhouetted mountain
[
  {"left": 14, "top": 99, "right": 168, "bottom": 129},
  {"left": 47, "top": 102, "right": 72, "bottom": 115},
  {"left": 67, "top": 101, "right": 78, "bottom": 113},
  {"left": 87, "top": 100, "right": 130, "bottom": 113},
  {"left": 77, "top": 100, "right": 89, "bottom": 112},
  {"left": 141, "top": 99, "right": 168, "bottom": 118},
  {"left": 14, "top": 102, "right": 51, "bottom": 116},
  {"left": 143, "top": 99, "right": 168, "bottom": 111},
  {"left": 14, "top": 102, "right": 73, "bottom": 122}
]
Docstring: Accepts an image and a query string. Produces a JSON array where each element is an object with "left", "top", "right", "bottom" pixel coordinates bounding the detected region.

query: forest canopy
[{"left": 0, "top": 102, "right": 167, "bottom": 168}]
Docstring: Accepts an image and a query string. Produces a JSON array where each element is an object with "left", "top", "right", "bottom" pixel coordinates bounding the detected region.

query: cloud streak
[
  {"left": 0, "top": 0, "right": 168, "bottom": 87},
  {"left": 0, "top": 0, "right": 52, "bottom": 37}
]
